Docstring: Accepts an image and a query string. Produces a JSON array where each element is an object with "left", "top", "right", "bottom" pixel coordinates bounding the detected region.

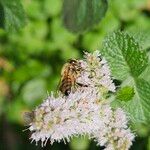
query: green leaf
[
  {"left": 103, "top": 31, "right": 150, "bottom": 123},
  {"left": 63, "top": 0, "right": 108, "bottom": 33},
  {"left": 116, "top": 86, "right": 134, "bottom": 102},
  {"left": 126, "top": 28, "right": 150, "bottom": 50},
  {"left": 140, "top": 52, "right": 150, "bottom": 83},
  {"left": 102, "top": 31, "right": 148, "bottom": 80},
  {"left": 112, "top": 79, "right": 150, "bottom": 123},
  {"left": 0, "top": 0, "right": 26, "bottom": 32},
  {"left": 135, "top": 79, "right": 150, "bottom": 122}
]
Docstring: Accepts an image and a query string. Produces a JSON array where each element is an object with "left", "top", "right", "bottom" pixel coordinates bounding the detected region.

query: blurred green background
[{"left": 0, "top": 0, "right": 150, "bottom": 150}]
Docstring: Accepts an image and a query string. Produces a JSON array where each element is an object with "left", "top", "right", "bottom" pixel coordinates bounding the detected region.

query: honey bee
[{"left": 59, "top": 59, "right": 82, "bottom": 96}]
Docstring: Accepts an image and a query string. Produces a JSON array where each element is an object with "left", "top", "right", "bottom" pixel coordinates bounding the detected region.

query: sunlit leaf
[
  {"left": 116, "top": 86, "right": 134, "bottom": 102},
  {"left": 102, "top": 31, "right": 150, "bottom": 124},
  {"left": 102, "top": 31, "right": 148, "bottom": 80}
]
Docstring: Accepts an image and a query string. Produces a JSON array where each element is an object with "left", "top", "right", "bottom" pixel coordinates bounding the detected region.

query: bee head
[
  {"left": 68, "top": 59, "right": 78, "bottom": 64},
  {"left": 67, "top": 59, "right": 83, "bottom": 71}
]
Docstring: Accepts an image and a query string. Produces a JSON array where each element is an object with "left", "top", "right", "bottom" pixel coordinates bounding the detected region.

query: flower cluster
[
  {"left": 93, "top": 108, "right": 134, "bottom": 150},
  {"left": 29, "top": 88, "right": 102, "bottom": 146},
  {"left": 77, "top": 51, "right": 116, "bottom": 96},
  {"left": 25, "top": 51, "right": 134, "bottom": 150}
]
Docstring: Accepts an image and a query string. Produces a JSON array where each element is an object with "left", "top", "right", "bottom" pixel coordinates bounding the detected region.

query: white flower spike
[{"left": 26, "top": 51, "right": 134, "bottom": 150}]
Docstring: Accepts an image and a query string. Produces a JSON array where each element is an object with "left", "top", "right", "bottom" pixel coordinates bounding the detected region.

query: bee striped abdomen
[
  {"left": 59, "top": 76, "right": 73, "bottom": 96},
  {"left": 58, "top": 59, "right": 81, "bottom": 96}
]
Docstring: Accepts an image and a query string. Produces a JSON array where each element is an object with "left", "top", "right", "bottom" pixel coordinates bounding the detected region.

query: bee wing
[
  {"left": 56, "top": 77, "right": 62, "bottom": 92},
  {"left": 56, "top": 63, "right": 68, "bottom": 92}
]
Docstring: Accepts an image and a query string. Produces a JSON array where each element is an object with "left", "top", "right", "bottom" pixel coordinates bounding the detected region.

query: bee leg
[{"left": 76, "top": 82, "right": 88, "bottom": 87}]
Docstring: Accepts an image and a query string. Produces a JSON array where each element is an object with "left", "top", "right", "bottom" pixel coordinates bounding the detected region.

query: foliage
[
  {"left": 63, "top": 0, "right": 108, "bottom": 33},
  {"left": 102, "top": 31, "right": 150, "bottom": 124},
  {"left": 116, "top": 86, "right": 135, "bottom": 102},
  {"left": 0, "top": 0, "right": 26, "bottom": 32},
  {"left": 0, "top": 0, "right": 150, "bottom": 150},
  {"left": 102, "top": 31, "right": 148, "bottom": 80}
]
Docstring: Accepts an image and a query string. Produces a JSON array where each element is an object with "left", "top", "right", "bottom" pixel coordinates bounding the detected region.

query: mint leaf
[
  {"left": 0, "top": 0, "right": 26, "bottom": 32},
  {"left": 135, "top": 79, "right": 150, "bottom": 122},
  {"left": 116, "top": 86, "right": 134, "bottom": 102},
  {"left": 101, "top": 31, "right": 148, "bottom": 80},
  {"left": 141, "top": 52, "right": 150, "bottom": 83},
  {"left": 124, "top": 79, "right": 150, "bottom": 123},
  {"left": 102, "top": 31, "right": 150, "bottom": 124},
  {"left": 63, "top": 0, "right": 108, "bottom": 33},
  {"left": 127, "top": 28, "right": 150, "bottom": 50},
  {"left": 112, "top": 79, "right": 150, "bottom": 123}
]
